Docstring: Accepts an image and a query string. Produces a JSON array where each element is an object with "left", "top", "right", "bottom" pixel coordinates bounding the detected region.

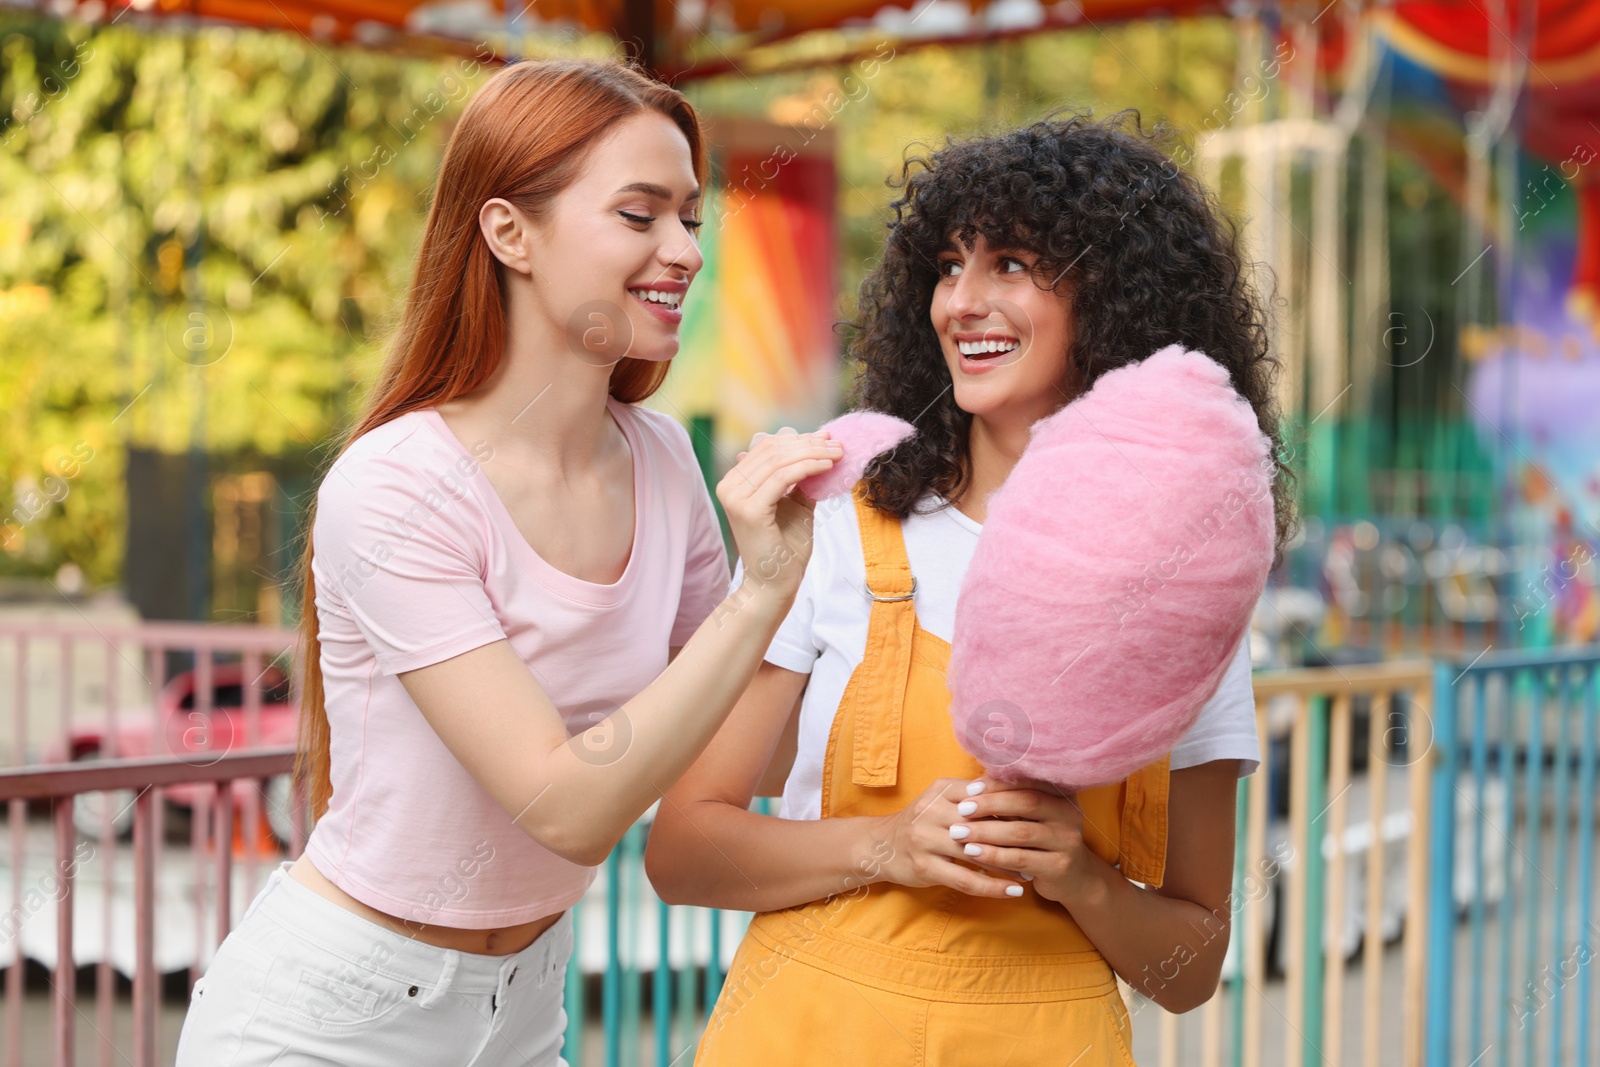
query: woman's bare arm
[
  {"left": 646, "top": 662, "right": 888, "bottom": 909},
  {"left": 1063, "top": 760, "right": 1240, "bottom": 1013},
  {"left": 646, "top": 662, "right": 1029, "bottom": 910},
  {"left": 754, "top": 676, "right": 801, "bottom": 798},
  {"left": 395, "top": 432, "right": 840, "bottom": 868}
]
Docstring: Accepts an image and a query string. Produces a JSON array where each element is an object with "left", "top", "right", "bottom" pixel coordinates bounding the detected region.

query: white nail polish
[
  {"left": 1005, "top": 885, "right": 1025, "bottom": 897},
  {"left": 957, "top": 800, "right": 978, "bottom": 816},
  {"left": 963, "top": 844, "right": 981, "bottom": 857},
  {"left": 1021, "top": 873, "right": 1034, "bottom": 881},
  {"left": 966, "top": 782, "right": 986, "bottom": 796},
  {"left": 949, "top": 824, "right": 970, "bottom": 839}
]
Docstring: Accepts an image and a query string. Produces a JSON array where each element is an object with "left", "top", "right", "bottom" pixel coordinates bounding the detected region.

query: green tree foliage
[
  {"left": 1, "top": 12, "right": 1247, "bottom": 601},
  {"left": 1, "top": 13, "right": 498, "bottom": 587}
]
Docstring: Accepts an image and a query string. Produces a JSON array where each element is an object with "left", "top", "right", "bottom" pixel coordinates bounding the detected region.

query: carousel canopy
[
  {"left": 80, "top": 0, "right": 1217, "bottom": 47},
  {"left": 20, "top": 0, "right": 1600, "bottom": 306}
]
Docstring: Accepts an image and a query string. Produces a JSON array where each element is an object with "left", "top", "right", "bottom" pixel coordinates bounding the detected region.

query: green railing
[
  {"left": 562, "top": 799, "right": 773, "bottom": 1067},
  {"left": 1425, "top": 647, "right": 1600, "bottom": 1066},
  {"left": 560, "top": 649, "right": 1600, "bottom": 1066}
]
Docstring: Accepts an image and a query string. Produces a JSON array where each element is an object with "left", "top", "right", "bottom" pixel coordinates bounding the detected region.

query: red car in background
[{"left": 45, "top": 662, "right": 303, "bottom": 845}]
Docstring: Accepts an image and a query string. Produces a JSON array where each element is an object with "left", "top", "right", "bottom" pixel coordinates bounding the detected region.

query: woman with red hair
[{"left": 175, "top": 58, "right": 838, "bottom": 1067}]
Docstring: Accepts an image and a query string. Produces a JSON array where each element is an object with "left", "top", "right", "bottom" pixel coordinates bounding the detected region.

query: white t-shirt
[{"left": 731, "top": 491, "right": 1262, "bottom": 821}]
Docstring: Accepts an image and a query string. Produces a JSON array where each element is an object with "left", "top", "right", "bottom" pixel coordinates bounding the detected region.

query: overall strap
[
  {"left": 847, "top": 484, "right": 917, "bottom": 788},
  {"left": 1116, "top": 753, "right": 1172, "bottom": 886}
]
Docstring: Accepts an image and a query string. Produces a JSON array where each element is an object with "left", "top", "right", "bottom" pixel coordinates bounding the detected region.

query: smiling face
[
  {"left": 482, "top": 110, "right": 705, "bottom": 365},
  {"left": 930, "top": 233, "right": 1076, "bottom": 427}
]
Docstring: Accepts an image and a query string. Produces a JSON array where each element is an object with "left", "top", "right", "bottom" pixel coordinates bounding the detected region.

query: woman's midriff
[{"left": 288, "top": 854, "right": 564, "bottom": 956}]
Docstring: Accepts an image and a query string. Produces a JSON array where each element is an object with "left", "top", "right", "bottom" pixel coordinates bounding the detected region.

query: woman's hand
[
  {"left": 717, "top": 428, "right": 841, "bottom": 605},
  {"left": 867, "top": 778, "right": 1029, "bottom": 899},
  {"left": 944, "top": 776, "right": 1101, "bottom": 907}
]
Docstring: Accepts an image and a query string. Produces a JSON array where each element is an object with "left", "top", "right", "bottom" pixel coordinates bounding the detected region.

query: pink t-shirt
[{"left": 304, "top": 395, "right": 731, "bottom": 927}]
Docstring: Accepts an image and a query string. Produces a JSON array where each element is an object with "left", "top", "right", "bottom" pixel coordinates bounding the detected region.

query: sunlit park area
[{"left": 2, "top": 0, "right": 1599, "bottom": 1064}]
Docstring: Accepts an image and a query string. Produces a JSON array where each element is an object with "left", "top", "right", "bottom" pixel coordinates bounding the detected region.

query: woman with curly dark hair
[{"left": 647, "top": 110, "right": 1294, "bottom": 1065}]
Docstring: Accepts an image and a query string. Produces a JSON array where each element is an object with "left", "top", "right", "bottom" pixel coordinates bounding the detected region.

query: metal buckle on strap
[{"left": 863, "top": 575, "right": 917, "bottom": 603}]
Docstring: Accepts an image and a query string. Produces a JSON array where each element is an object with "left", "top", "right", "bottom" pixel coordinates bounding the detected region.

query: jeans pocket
[
  {"left": 176, "top": 927, "right": 278, "bottom": 1067},
  {"left": 253, "top": 935, "right": 412, "bottom": 1034},
  {"left": 193, "top": 921, "right": 274, "bottom": 1006}
]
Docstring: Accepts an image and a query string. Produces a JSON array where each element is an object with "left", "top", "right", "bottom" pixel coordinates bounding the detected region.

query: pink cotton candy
[
  {"left": 946, "top": 345, "right": 1275, "bottom": 792},
  {"left": 796, "top": 411, "right": 917, "bottom": 501}
]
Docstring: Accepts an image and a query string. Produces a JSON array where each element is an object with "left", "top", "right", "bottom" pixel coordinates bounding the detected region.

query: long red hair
[{"left": 293, "top": 59, "right": 708, "bottom": 819}]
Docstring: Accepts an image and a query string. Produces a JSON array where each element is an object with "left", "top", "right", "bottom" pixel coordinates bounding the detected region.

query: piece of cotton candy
[
  {"left": 946, "top": 345, "right": 1276, "bottom": 793},
  {"left": 796, "top": 410, "right": 917, "bottom": 501}
]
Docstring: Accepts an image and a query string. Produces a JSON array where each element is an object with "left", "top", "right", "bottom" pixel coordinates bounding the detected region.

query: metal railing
[
  {"left": 1130, "top": 661, "right": 1437, "bottom": 1067},
  {"left": 3, "top": 620, "right": 299, "bottom": 1067},
  {"left": 569, "top": 818, "right": 753, "bottom": 1067},
  {"left": 0, "top": 746, "right": 298, "bottom": 1067},
  {"left": 1425, "top": 647, "right": 1600, "bottom": 1066},
  {"left": 5, "top": 619, "right": 1599, "bottom": 1066}
]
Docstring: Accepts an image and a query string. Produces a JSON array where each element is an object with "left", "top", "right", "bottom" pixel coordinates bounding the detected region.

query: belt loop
[
  {"left": 419, "top": 950, "right": 458, "bottom": 1008},
  {"left": 500, "top": 943, "right": 524, "bottom": 994},
  {"left": 536, "top": 916, "right": 555, "bottom": 988},
  {"left": 240, "top": 861, "right": 290, "bottom": 926}
]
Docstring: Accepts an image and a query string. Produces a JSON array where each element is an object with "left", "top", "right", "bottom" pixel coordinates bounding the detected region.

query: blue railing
[
  {"left": 1426, "top": 645, "right": 1600, "bottom": 1066},
  {"left": 562, "top": 799, "right": 775, "bottom": 1067}
]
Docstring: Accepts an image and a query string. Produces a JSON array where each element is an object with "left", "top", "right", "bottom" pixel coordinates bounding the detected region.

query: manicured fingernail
[
  {"left": 963, "top": 844, "right": 981, "bottom": 857},
  {"left": 1020, "top": 873, "right": 1034, "bottom": 881},
  {"left": 966, "top": 782, "right": 986, "bottom": 796},
  {"left": 1005, "top": 885, "right": 1025, "bottom": 897},
  {"left": 949, "top": 824, "right": 970, "bottom": 840},
  {"left": 957, "top": 800, "right": 978, "bottom": 816}
]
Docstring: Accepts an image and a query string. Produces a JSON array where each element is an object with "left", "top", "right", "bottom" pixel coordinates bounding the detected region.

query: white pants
[{"left": 175, "top": 861, "right": 573, "bottom": 1066}]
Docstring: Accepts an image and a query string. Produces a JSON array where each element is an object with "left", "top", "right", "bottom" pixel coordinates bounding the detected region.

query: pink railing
[
  {"left": 0, "top": 747, "right": 299, "bottom": 1067},
  {"left": 2, "top": 620, "right": 301, "bottom": 1067}
]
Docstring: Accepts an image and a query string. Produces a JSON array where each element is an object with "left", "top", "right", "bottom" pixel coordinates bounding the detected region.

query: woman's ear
[{"left": 479, "top": 197, "right": 537, "bottom": 277}]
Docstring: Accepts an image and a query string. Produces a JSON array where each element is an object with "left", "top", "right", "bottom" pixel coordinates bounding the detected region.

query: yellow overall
[{"left": 695, "top": 487, "right": 1172, "bottom": 1066}]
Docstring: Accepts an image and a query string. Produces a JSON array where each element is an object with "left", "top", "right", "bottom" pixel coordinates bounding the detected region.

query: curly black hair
[{"left": 850, "top": 108, "right": 1298, "bottom": 565}]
